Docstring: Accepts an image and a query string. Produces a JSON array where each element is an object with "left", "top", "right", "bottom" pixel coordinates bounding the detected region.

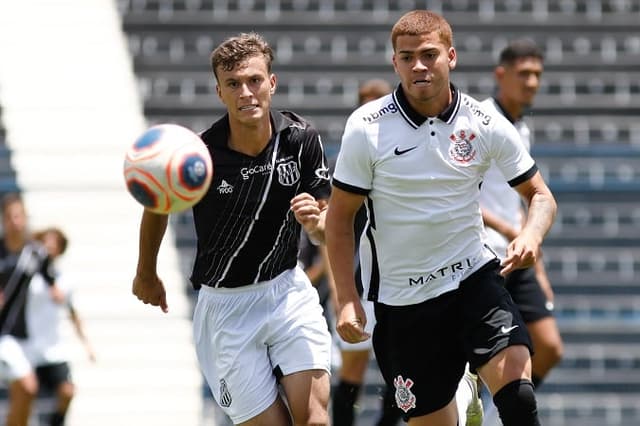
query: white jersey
[
  {"left": 478, "top": 97, "right": 532, "bottom": 257},
  {"left": 26, "top": 273, "right": 73, "bottom": 364},
  {"left": 333, "top": 85, "right": 537, "bottom": 306}
]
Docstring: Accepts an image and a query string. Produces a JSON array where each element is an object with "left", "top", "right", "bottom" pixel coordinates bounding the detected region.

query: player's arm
[
  {"left": 325, "top": 187, "right": 369, "bottom": 343},
  {"left": 132, "top": 210, "right": 169, "bottom": 313},
  {"left": 481, "top": 207, "right": 519, "bottom": 242},
  {"left": 501, "top": 172, "right": 557, "bottom": 276},
  {"left": 69, "top": 303, "right": 97, "bottom": 362}
]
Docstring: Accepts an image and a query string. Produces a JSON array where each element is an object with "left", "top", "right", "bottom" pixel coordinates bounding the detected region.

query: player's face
[
  {"left": 392, "top": 32, "right": 456, "bottom": 115},
  {"left": 2, "top": 201, "right": 27, "bottom": 238},
  {"left": 215, "top": 55, "right": 276, "bottom": 126},
  {"left": 498, "top": 57, "right": 543, "bottom": 107},
  {"left": 42, "top": 233, "right": 62, "bottom": 258}
]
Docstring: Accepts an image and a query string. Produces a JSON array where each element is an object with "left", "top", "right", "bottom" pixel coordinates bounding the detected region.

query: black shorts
[
  {"left": 504, "top": 267, "right": 553, "bottom": 322},
  {"left": 372, "top": 259, "right": 531, "bottom": 420},
  {"left": 35, "top": 362, "right": 72, "bottom": 391}
]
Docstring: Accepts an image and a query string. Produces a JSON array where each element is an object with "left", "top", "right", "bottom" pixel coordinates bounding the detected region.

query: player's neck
[{"left": 227, "top": 117, "right": 273, "bottom": 157}]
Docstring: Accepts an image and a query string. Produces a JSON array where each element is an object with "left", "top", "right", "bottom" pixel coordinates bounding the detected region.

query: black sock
[
  {"left": 493, "top": 379, "right": 540, "bottom": 426},
  {"left": 332, "top": 380, "right": 361, "bottom": 426},
  {"left": 376, "top": 385, "right": 402, "bottom": 426},
  {"left": 50, "top": 412, "right": 66, "bottom": 426}
]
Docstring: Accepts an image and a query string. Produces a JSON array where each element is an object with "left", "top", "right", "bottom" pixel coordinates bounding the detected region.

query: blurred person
[
  {"left": 27, "top": 227, "right": 96, "bottom": 426},
  {"left": 0, "top": 193, "right": 63, "bottom": 426},
  {"left": 325, "top": 10, "right": 556, "bottom": 426},
  {"left": 132, "top": 32, "right": 333, "bottom": 425},
  {"left": 479, "top": 39, "right": 564, "bottom": 425}
]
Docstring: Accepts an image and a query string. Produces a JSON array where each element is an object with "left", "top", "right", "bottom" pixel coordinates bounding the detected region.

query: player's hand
[
  {"left": 336, "top": 299, "right": 370, "bottom": 344},
  {"left": 290, "top": 192, "right": 321, "bottom": 232},
  {"left": 132, "top": 273, "right": 169, "bottom": 313},
  {"left": 501, "top": 232, "right": 540, "bottom": 276}
]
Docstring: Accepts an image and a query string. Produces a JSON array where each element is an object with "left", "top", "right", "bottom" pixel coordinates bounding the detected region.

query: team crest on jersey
[
  {"left": 449, "top": 130, "right": 477, "bottom": 163},
  {"left": 219, "top": 379, "right": 232, "bottom": 407},
  {"left": 393, "top": 375, "right": 417, "bottom": 413},
  {"left": 277, "top": 161, "right": 301, "bottom": 186}
]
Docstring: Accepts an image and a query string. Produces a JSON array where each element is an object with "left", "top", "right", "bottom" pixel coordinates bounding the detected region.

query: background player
[
  {"left": 132, "top": 32, "right": 333, "bottom": 425},
  {"left": 479, "top": 38, "right": 564, "bottom": 425},
  {"left": 0, "top": 193, "right": 63, "bottom": 426},
  {"left": 28, "top": 227, "right": 96, "bottom": 426}
]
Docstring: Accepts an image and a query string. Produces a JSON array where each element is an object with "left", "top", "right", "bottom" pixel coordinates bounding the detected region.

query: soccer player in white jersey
[
  {"left": 479, "top": 39, "right": 564, "bottom": 425},
  {"left": 325, "top": 10, "right": 557, "bottom": 426},
  {"left": 132, "top": 33, "right": 332, "bottom": 425}
]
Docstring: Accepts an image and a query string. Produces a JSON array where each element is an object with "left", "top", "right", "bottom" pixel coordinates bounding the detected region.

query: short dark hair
[
  {"left": 499, "top": 39, "right": 544, "bottom": 66},
  {"left": 210, "top": 32, "right": 274, "bottom": 80}
]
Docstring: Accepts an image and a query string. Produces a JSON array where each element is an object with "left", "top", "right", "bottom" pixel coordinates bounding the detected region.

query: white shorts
[
  {"left": 193, "top": 267, "right": 332, "bottom": 424},
  {"left": 334, "top": 299, "right": 376, "bottom": 352},
  {"left": 0, "top": 335, "right": 34, "bottom": 383}
]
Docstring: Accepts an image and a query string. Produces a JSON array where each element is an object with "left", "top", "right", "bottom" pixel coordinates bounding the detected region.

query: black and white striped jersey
[
  {"left": 0, "top": 239, "right": 55, "bottom": 338},
  {"left": 191, "top": 110, "right": 331, "bottom": 289}
]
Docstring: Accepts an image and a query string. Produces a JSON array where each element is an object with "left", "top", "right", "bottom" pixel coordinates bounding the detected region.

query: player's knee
[
  {"left": 493, "top": 379, "right": 540, "bottom": 426},
  {"left": 57, "top": 381, "right": 75, "bottom": 402}
]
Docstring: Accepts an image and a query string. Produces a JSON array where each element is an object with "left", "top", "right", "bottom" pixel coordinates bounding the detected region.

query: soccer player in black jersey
[
  {"left": 132, "top": 33, "right": 332, "bottom": 425},
  {"left": 0, "top": 193, "right": 63, "bottom": 426},
  {"left": 326, "top": 10, "right": 557, "bottom": 426}
]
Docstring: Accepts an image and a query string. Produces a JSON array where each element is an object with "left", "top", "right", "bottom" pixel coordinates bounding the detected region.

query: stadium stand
[
  {"left": 117, "top": 0, "right": 640, "bottom": 424},
  {"left": 0, "top": 1, "right": 203, "bottom": 425}
]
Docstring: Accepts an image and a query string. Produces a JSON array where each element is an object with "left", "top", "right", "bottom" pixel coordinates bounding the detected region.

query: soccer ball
[{"left": 123, "top": 123, "right": 213, "bottom": 214}]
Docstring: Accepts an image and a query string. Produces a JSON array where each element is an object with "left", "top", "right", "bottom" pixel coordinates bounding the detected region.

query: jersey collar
[
  {"left": 491, "top": 97, "right": 519, "bottom": 123},
  {"left": 392, "top": 83, "right": 461, "bottom": 129},
  {"left": 205, "top": 110, "right": 292, "bottom": 148}
]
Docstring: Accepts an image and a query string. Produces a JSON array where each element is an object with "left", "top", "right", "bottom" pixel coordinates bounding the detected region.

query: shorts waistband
[{"left": 198, "top": 267, "right": 295, "bottom": 296}]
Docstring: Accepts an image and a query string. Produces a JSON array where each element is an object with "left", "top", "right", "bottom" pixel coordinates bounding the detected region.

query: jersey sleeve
[
  {"left": 299, "top": 125, "right": 331, "bottom": 201},
  {"left": 332, "top": 114, "right": 373, "bottom": 195},
  {"left": 490, "top": 115, "right": 537, "bottom": 187}
]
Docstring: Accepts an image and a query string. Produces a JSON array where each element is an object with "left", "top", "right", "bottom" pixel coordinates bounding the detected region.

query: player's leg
[
  {"left": 372, "top": 293, "right": 467, "bottom": 426},
  {"left": 8, "top": 374, "right": 38, "bottom": 426},
  {"left": 462, "top": 260, "right": 539, "bottom": 426},
  {"left": 269, "top": 267, "right": 332, "bottom": 425},
  {"left": 36, "top": 363, "right": 74, "bottom": 426},
  {"left": 332, "top": 349, "right": 369, "bottom": 426},
  {"left": 528, "top": 316, "right": 563, "bottom": 383},
  {"left": 1, "top": 336, "right": 38, "bottom": 426},
  {"left": 280, "top": 369, "right": 331, "bottom": 425},
  {"left": 193, "top": 284, "right": 287, "bottom": 425},
  {"left": 504, "top": 267, "right": 563, "bottom": 386}
]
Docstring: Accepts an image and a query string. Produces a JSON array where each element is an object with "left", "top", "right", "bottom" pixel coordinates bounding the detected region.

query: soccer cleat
[{"left": 464, "top": 370, "right": 484, "bottom": 426}]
